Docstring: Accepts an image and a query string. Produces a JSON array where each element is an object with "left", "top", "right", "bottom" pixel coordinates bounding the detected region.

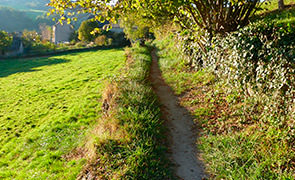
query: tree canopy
[
  {"left": 78, "top": 20, "right": 100, "bottom": 42},
  {"left": 49, "top": 0, "right": 262, "bottom": 35},
  {"left": 0, "top": 31, "right": 12, "bottom": 54}
]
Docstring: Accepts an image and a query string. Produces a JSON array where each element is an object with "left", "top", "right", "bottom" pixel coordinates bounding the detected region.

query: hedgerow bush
[
  {"left": 180, "top": 21, "right": 295, "bottom": 126},
  {"left": 155, "top": 20, "right": 295, "bottom": 178}
]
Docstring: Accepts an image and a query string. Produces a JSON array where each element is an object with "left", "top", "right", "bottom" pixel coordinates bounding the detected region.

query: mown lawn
[{"left": 0, "top": 49, "right": 125, "bottom": 179}]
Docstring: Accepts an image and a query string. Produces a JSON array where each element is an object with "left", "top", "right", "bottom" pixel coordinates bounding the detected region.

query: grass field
[{"left": 0, "top": 49, "right": 125, "bottom": 179}]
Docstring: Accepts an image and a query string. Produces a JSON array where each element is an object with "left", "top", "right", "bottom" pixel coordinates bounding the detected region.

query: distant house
[
  {"left": 52, "top": 22, "right": 74, "bottom": 44},
  {"left": 110, "top": 21, "right": 124, "bottom": 33},
  {"left": 4, "top": 34, "right": 24, "bottom": 57}
]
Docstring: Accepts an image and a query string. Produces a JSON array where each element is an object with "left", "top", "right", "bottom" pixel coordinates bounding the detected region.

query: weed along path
[{"left": 150, "top": 49, "right": 205, "bottom": 180}]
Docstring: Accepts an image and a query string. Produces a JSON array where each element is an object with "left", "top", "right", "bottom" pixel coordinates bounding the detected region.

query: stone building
[
  {"left": 110, "top": 21, "right": 124, "bottom": 33},
  {"left": 52, "top": 22, "right": 74, "bottom": 44}
]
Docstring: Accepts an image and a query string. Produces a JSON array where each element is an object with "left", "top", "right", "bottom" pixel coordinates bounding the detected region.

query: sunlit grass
[
  {"left": 0, "top": 49, "right": 125, "bottom": 179},
  {"left": 260, "top": 0, "right": 294, "bottom": 12},
  {"left": 256, "top": 0, "right": 295, "bottom": 25}
]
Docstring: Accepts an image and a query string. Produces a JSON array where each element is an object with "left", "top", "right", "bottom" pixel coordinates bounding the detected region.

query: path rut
[{"left": 150, "top": 49, "right": 206, "bottom": 180}]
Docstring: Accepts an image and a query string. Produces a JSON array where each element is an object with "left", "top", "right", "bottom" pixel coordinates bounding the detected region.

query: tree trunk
[{"left": 278, "top": 0, "right": 285, "bottom": 10}]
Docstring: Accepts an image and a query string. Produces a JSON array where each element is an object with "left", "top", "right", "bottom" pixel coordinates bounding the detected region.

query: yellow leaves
[{"left": 90, "top": 28, "right": 101, "bottom": 35}]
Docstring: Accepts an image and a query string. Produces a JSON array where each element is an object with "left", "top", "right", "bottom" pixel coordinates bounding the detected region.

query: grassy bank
[
  {"left": 0, "top": 49, "right": 125, "bottom": 179},
  {"left": 78, "top": 44, "right": 172, "bottom": 179}
]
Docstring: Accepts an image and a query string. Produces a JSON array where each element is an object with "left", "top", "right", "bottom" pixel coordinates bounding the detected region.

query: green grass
[
  {"left": 260, "top": 0, "right": 294, "bottom": 12},
  {"left": 263, "top": 7, "right": 295, "bottom": 24},
  {"left": 256, "top": 0, "right": 295, "bottom": 25},
  {"left": 80, "top": 44, "right": 173, "bottom": 179},
  {"left": 0, "top": 49, "right": 125, "bottom": 179}
]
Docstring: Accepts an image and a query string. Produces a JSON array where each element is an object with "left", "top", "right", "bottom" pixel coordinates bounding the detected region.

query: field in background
[
  {"left": 0, "top": 49, "right": 125, "bottom": 179},
  {"left": 260, "top": 0, "right": 294, "bottom": 12}
]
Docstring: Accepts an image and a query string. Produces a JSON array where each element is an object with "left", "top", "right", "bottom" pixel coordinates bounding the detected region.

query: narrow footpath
[{"left": 150, "top": 49, "right": 206, "bottom": 180}]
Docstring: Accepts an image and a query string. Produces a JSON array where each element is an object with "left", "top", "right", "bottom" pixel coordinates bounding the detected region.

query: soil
[{"left": 150, "top": 49, "right": 206, "bottom": 180}]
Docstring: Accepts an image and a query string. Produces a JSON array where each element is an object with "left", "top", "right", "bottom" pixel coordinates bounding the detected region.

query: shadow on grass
[
  {"left": 0, "top": 57, "right": 70, "bottom": 78},
  {"left": 0, "top": 47, "right": 125, "bottom": 78}
]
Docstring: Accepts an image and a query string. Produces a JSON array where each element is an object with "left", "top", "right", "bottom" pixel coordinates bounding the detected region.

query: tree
[
  {"left": 0, "top": 30, "right": 12, "bottom": 55},
  {"left": 119, "top": 11, "right": 154, "bottom": 42},
  {"left": 78, "top": 20, "right": 100, "bottom": 42},
  {"left": 278, "top": 0, "right": 285, "bottom": 9},
  {"left": 48, "top": 0, "right": 261, "bottom": 52},
  {"left": 49, "top": 0, "right": 260, "bottom": 35},
  {"left": 21, "top": 30, "right": 41, "bottom": 49}
]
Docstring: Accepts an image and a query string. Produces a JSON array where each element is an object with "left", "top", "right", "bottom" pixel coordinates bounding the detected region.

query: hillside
[
  {"left": 0, "top": 7, "right": 39, "bottom": 32},
  {"left": 0, "top": 0, "right": 54, "bottom": 32},
  {"left": 0, "top": 0, "right": 49, "bottom": 11}
]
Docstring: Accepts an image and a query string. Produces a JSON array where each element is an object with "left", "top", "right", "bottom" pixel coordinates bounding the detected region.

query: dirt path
[{"left": 150, "top": 50, "right": 206, "bottom": 180}]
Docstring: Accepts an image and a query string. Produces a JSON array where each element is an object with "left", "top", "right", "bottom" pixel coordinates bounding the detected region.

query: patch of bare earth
[{"left": 150, "top": 49, "right": 206, "bottom": 180}]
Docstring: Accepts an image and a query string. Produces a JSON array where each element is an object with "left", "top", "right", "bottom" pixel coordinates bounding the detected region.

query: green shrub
[
  {"left": 202, "top": 21, "right": 295, "bottom": 122},
  {"left": 174, "top": 21, "right": 295, "bottom": 125},
  {"left": 94, "top": 35, "right": 107, "bottom": 46}
]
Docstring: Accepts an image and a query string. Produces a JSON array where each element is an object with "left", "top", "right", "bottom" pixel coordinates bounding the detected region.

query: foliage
[
  {"left": 49, "top": 0, "right": 263, "bottom": 37},
  {"left": 0, "top": 31, "right": 12, "bottom": 54},
  {"left": 199, "top": 21, "right": 295, "bottom": 122},
  {"left": 20, "top": 30, "right": 60, "bottom": 55},
  {"left": 154, "top": 18, "right": 295, "bottom": 179},
  {"left": 69, "top": 30, "right": 79, "bottom": 43},
  {"left": 0, "top": 49, "right": 125, "bottom": 179},
  {"left": 78, "top": 20, "right": 101, "bottom": 42},
  {"left": 104, "top": 31, "right": 130, "bottom": 47},
  {"left": 21, "top": 30, "right": 41, "bottom": 49},
  {"left": 119, "top": 11, "right": 154, "bottom": 42},
  {"left": 94, "top": 35, "right": 107, "bottom": 46}
]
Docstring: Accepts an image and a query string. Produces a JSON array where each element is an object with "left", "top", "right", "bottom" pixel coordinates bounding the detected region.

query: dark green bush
[
  {"left": 204, "top": 22, "right": 295, "bottom": 122},
  {"left": 176, "top": 21, "right": 295, "bottom": 125}
]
